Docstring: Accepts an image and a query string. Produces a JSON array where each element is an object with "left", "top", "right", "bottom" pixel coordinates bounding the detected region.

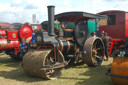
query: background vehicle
[{"left": 0, "top": 24, "right": 33, "bottom": 60}]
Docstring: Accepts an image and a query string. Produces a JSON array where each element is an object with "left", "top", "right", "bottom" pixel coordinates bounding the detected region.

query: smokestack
[{"left": 47, "top": 5, "right": 55, "bottom": 36}]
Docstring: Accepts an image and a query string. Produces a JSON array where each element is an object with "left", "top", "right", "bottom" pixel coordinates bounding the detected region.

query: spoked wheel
[
  {"left": 22, "top": 49, "right": 65, "bottom": 79},
  {"left": 44, "top": 51, "right": 64, "bottom": 79},
  {"left": 83, "top": 37, "right": 105, "bottom": 67}
]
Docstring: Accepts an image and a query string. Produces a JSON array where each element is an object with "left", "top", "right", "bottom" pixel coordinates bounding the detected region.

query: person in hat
[
  {"left": 91, "top": 32, "right": 96, "bottom": 37},
  {"left": 100, "top": 31, "right": 104, "bottom": 37},
  {"left": 101, "top": 31, "right": 111, "bottom": 61}
]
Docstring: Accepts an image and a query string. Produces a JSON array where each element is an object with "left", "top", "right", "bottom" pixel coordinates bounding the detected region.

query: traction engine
[
  {"left": 0, "top": 25, "right": 33, "bottom": 60},
  {"left": 22, "top": 6, "right": 108, "bottom": 79}
]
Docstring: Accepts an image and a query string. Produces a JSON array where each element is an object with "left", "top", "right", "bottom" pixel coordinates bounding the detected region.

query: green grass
[{"left": 0, "top": 54, "right": 113, "bottom": 85}]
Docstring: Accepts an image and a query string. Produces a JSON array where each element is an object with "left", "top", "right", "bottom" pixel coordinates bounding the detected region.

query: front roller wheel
[
  {"left": 83, "top": 37, "right": 105, "bottom": 67},
  {"left": 22, "top": 49, "right": 65, "bottom": 79}
]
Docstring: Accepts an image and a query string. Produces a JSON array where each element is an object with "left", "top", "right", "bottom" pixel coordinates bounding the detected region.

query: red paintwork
[
  {"left": 20, "top": 25, "right": 33, "bottom": 39},
  {"left": 36, "top": 25, "right": 42, "bottom": 30},
  {"left": 31, "top": 24, "right": 42, "bottom": 30},
  {"left": 108, "top": 42, "right": 113, "bottom": 55},
  {"left": 98, "top": 10, "right": 128, "bottom": 52},
  {"left": 0, "top": 24, "right": 33, "bottom": 53},
  {"left": 0, "top": 29, "right": 6, "bottom": 36},
  {"left": 7, "top": 31, "right": 19, "bottom": 41},
  {"left": 111, "top": 39, "right": 125, "bottom": 49},
  {"left": 98, "top": 10, "right": 126, "bottom": 40},
  {"left": 125, "top": 13, "right": 128, "bottom": 37},
  {"left": 0, "top": 39, "right": 19, "bottom": 50}
]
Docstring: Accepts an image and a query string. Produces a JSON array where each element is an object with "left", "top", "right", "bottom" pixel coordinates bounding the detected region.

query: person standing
[
  {"left": 31, "top": 29, "right": 38, "bottom": 43},
  {"left": 100, "top": 31, "right": 106, "bottom": 60},
  {"left": 102, "top": 32, "right": 111, "bottom": 61},
  {"left": 20, "top": 38, "right": 29, "bottom": 59}
]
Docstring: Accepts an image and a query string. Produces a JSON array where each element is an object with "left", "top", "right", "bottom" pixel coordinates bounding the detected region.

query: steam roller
[{"left": 22, "top": 5, "right": 107, "bottom": 79}]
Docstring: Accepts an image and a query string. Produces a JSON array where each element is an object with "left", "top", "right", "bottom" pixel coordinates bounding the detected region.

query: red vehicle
[
  {"left": 98, "top": 10, "right": 128, "bottom": 53},
  {"left": 98, "top": 10, "right": 128, "bottom": 85},
  {"left": 0, "top": 24, "right": 33, "bottom": 60}
]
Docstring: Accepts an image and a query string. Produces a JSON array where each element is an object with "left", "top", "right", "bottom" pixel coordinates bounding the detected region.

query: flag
[{"left": 32, "top": 14, "right": 36, "bottom": 23}]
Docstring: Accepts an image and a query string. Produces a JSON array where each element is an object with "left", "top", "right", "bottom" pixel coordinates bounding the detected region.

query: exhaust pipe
[{"left": 47, "top": 5, "right": 55, "bottom": 36}]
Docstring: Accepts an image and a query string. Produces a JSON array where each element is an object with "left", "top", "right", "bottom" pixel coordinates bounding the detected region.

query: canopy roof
[{"left": 55, "top": 12, "right": 108, "bottom": 22}]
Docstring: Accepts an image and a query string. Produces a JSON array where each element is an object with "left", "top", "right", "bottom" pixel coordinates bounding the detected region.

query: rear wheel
[{"left": 83, "top": 37, "right": 105, "bottom": 67}]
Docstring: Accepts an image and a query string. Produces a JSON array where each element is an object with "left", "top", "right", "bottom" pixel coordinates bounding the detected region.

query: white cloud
[
  {"left": 63, "top": 0, "right": 70, "bottom": 6},
  {"left": 0, "top": 0, "right": 49, "bottom": 24},
  {"left": 12, "top": 0, "right": 22, "bottom": 5},
  {"left": 0, "top": 0, "right": 128, "bottom": 24},
  {"left": 0, "top": 3, "right": 10, "bottom": 12},
  {"left": 85, "top": 0, "right": 128, "bottom": 13}
]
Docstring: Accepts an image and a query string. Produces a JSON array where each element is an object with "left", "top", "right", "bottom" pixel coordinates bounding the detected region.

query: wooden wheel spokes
[
  {"left": 92, "top": 41, "right": 103, "bottom": 65},
  {"left": 93, "top": 42, "right": 97, "bottom": 48},
  {"left": 95, "top": 48, "right": 101, "bottom": 51},
  {"left": 83, "top": 37, "right": 104, "bottom": 67}
]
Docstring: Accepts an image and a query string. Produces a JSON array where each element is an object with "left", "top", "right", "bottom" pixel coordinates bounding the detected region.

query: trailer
[{"left": 98, "top": 10, "right": 128, "bottom": 51}]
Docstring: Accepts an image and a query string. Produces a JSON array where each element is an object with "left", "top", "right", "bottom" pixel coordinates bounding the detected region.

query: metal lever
[{"left": 40, "top": 60, "right": 70, "bottom": 71}]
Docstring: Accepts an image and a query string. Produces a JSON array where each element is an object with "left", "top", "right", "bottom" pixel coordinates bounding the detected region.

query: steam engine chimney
[{"left": 47, "top": 5, "right": 55, "bottom": 36}]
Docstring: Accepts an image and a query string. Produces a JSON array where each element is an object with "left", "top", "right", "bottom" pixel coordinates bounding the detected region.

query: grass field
[{"left": 0, "top": 54, "right": 113, "bottom": 85}]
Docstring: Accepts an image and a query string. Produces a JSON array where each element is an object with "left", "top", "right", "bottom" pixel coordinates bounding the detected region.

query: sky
[{"left": 0, "top": 0, "right": 128, "bottom": 24}]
